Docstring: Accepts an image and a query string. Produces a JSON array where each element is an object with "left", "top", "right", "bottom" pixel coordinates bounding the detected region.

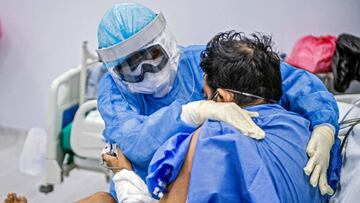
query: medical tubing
[
  {"left": 338, "top": 97, "right": 360, "bottom": 152},
  {"left": 340, "top": 120, "right": 360, "bottom": 129},
  {"left": 340, "top": 118, "right": 360, "bottom": 124},
  {"left": 340, "top": 122, "right": 360, "bottom": 152}
]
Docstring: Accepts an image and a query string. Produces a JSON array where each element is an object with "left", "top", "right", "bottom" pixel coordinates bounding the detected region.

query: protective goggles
[
  {"left": 112, "top": 44, "right": 169, "bottom": 83},
  {"left": 211, "top": 88, "right": 277, "bottom": 103}
]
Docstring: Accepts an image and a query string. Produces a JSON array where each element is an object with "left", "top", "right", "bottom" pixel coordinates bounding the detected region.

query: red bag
[{"left": 286, "top": 35, "right": 337, "bottom": 73}]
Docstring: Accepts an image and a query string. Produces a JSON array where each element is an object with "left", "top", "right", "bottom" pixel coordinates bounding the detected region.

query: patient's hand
[{"left": 102, "top": 147, "right": 133, "bottom": 173}]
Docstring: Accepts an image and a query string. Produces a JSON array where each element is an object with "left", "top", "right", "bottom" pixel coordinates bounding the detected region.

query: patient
[{"left": 102, "top": 31, "right": 329, "bottom": 203}]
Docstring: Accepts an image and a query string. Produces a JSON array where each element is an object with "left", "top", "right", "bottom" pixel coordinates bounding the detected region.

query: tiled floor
[{"left": 0, "top": 127, "right": 108, "bottom": 203}]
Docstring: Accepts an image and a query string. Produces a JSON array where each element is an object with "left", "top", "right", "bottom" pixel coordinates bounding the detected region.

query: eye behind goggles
[{"left": 113, "top": 44, "right": 169, "bottom": 83}]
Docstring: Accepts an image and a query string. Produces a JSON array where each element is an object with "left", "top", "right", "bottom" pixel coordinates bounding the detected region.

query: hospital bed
[
  {"left": 40, "top": 42, "right": 360, "bottom": 194},
  {"left": 335, "top": 94, "right": 360, "bottom": 141},
  {"left": 40, "top": 42, "right": 108, "bottom": 193}
]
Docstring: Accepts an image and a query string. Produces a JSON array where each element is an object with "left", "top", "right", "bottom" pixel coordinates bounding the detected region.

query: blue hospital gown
[{"left": 147, "top": 104, "right": 328, "bottom": 203}]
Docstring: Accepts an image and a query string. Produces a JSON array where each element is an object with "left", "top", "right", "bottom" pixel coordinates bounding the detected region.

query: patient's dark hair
[{"left": 200, "top": 31, "right": 282, "bottom": 106}]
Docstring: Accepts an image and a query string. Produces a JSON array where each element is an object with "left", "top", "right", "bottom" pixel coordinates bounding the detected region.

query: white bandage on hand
[
  {"left": 114, "top": 169, "right": 158, "bottom": 203},
  {"left": 181, "top": 100, "right": 265, "bottom": 139},
  {"left": 304, "top": 125, "right": 335, "bottom": 195}
]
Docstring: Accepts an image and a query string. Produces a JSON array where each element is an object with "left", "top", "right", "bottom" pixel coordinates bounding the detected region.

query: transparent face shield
[
  {"left": 96, "top": 12, "right": 169, "bottom": 70},
  {"left": 96, "top": 12, "right": 181, "bottom": 97}
]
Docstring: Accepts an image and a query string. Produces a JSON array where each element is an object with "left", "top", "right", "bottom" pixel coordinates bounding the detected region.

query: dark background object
[
  {"left": 317, "top": 73, "right": 360, "bottom": 95},
  {"left": 332, "top": 33, "right": 360, "bottom": 92}
]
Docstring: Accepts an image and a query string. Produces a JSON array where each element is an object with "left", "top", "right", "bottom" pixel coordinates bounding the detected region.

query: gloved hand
[
  {"left": 181, "top": 100, "right": 265, "bottom": 139},
  {"left": 304, "top": 125, "right": 335, "bottom": 195}
]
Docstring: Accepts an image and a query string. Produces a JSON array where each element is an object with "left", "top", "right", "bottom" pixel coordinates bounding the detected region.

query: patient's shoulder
[
  {"left": 200, "top": 104, "right": 311, "bottom": 140},
  {"left": 247, "top": 104, "right": 310, "bottom": 127}
]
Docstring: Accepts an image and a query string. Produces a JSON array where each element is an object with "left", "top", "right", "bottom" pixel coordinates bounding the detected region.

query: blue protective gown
[
  {"left": 147, "top": 104, "right": 327, "bottom": 203},
  {"left": 97, "top": 45, "right": 341, "bottom": 200},
  {"left": 98, "top": 46, "right": 205, "bottom": 180}
]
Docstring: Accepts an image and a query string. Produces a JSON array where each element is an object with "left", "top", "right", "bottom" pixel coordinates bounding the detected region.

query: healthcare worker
[{"left": 95, "top": 3, "right": 340, "bottom": 201}]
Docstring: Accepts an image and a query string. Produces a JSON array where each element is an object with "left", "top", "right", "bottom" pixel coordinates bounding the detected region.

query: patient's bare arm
[{"left": 159, "top": 128, "right": 201, "bottom": 203}]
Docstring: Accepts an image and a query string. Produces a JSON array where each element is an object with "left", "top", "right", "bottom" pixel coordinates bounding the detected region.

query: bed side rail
[{"left": 45, "top": 66, "right": 82, "bottom": 184}]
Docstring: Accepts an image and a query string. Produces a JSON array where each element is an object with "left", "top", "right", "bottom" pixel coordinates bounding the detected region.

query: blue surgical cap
[{"left": 97, "top": 3, "right": 157, "bottom": 49}]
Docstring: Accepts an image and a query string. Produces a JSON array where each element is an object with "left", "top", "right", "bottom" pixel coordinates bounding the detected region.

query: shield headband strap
[{"left": 96, "top": 12, "right": 167, "bottom": 63}]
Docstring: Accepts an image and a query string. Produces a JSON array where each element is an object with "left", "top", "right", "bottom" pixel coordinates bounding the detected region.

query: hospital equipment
[
  {"left": 330, "top": 94, "right": 360, "bottom": 203},
  {"left": 334, "top": 94, "right": 360, "bottom": 140},
  {"left": 39, "top": 42, "right": 107, "bottom": 193}
]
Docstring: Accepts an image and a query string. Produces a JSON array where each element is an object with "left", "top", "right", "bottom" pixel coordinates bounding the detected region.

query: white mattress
[{"left": 331, "top": 102, "right": 360, "bottom": 203}]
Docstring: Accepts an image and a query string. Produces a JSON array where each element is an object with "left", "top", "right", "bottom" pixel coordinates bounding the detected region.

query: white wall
[{"left": 0, "top": 0, "right": 359, "bottom": 129}]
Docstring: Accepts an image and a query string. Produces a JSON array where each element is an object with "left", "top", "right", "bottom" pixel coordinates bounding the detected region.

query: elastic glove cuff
[
  {"left": 313, "top": 123, "right": 335, "bottom": 135},
  {"left": 313, "top": 125, "right": 335, "bottom": 146},
  {"left": 181, "top": 101, "right": 206, "bottom": 128}
]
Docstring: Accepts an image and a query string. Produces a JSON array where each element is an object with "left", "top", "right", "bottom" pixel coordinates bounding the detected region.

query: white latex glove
[
  {"left": 304, "top": 125, "right": 335, "bottom": 195},
  {"left": 181, "top": 100, "right": 265, "bottom": 139}
]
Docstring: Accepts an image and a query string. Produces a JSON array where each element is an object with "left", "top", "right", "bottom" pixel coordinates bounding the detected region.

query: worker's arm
[
  {"left": 279, "top": 62, "right": 341, "bottom": 195},
  {"left": 279, "top": 62, "right": 339, "bottom": 130},
  {"left": 98, "top": 73, "right": 197, "bottom": 170}
]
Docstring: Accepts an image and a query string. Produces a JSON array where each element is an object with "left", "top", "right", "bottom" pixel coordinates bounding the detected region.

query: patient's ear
[{"left": 217, "top": 88, "right": 235, "bottom": 102}]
